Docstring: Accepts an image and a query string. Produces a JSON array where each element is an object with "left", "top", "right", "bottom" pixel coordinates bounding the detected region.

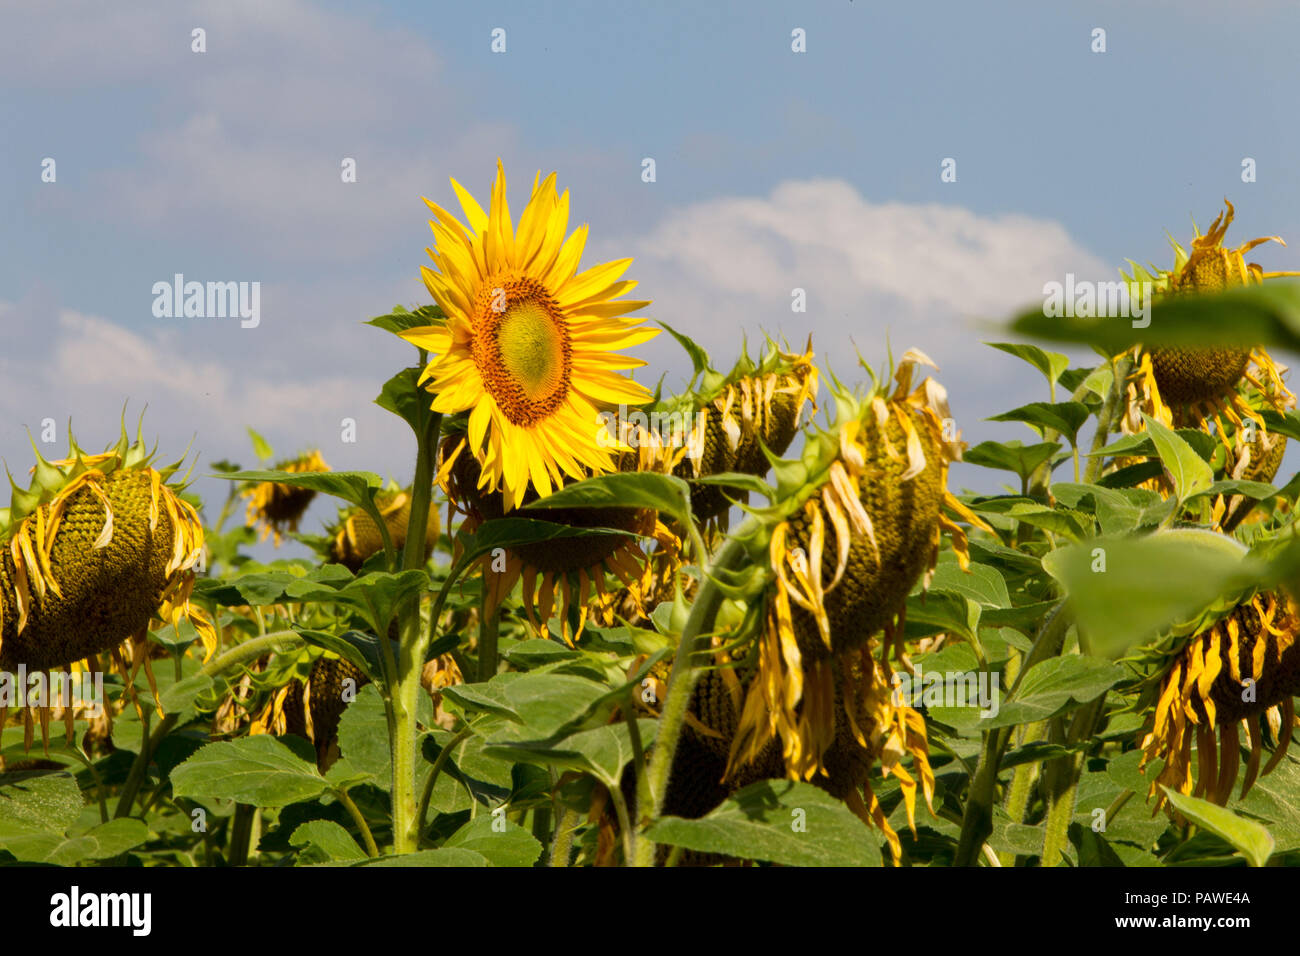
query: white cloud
[
  {"left": 0, "top": 299, "right": 416, "bottom": 548},
  {"left": 591, "top": 180, "right": 1109, "bottom": 492},
  {"left": 608, "top": 178, "right": 1108, "bottom": 337},
  {"left": 595, "top": 178, "right": 1105, "bottom": 378}
]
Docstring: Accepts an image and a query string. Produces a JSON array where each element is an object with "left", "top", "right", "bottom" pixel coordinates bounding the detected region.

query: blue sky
[{"left": 2, "top": 0, "right": 1298, "bottom": 556}]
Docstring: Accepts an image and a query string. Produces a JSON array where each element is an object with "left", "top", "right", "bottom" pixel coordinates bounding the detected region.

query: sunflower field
[{"left": 6, "top": 170, "right": 1300, "bottom": 870}]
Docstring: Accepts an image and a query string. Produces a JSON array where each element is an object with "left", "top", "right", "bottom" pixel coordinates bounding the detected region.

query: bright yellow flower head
[{"left": 402, "top": 161, "right": 658, "bottom": 511}]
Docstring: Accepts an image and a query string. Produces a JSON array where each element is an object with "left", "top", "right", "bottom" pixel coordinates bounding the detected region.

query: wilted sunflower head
[
  {"left": 679, "top": 638, "right": 934, "bottom": 864},
  {"left": 399, "top": 160, "right": 659, "bottom": 513},
  {"left": 244, "top": 650, "right": 369, "bottom": 770},
  {"left": 1136, "top": 587, "right": 1300, "bottom": 812},
  {"left": 637, "top": 332, "right": 819, "bottom": 526},
  {"left": 0, "top": 421, "right": 215, "bottom": 743},
  {"left": 242, "top": 449, "right": 329, "bottom": 545},
  {"left": 1121, "top": 200, "right": 1298, "bottom": 437},
  {"left": 717, "top": 350, "right": 986, "bottom": 797},
  {"left": 440, "top": 433, "right": 675, "bottom": 644},
  {"left": 327, "top": 485, "right": 441, "bottom": 572}
]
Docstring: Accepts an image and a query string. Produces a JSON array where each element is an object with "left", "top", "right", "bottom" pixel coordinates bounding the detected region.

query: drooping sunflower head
[
  {"left": 1121, "top": 200, "right": 1298, "bottom": 435},
  {"left": 677, "top": 636, "right": 934, "bottom": 864},
  {"left": 1136, "top": 587, "right": 1300, "bottom": 812},
  {"left": 440, "top": 433, "right": 675, "bottom": 644},
  {"left": 242, "top": 449, "right": 330, "bottom": 545},
  {"left": 0, "top": 420, "right": 215, "bottom": 743},
  {"left": 243, "top": 648, "right": 370, "bottom": 771},
  {"left": 326, "top": 484, "right": 441, "bottom": 572},
  {"left": 400, "top": 160, "right": 659, "bottom": 513},
  {"left": 718, "top": 350, "right": 986, "bottom": 802},
  {"left": 586, "top": 336, "right": 818, "bottom": 627},
  {"left": 637, "top": 331, "right": 819, "bottom": 526}
]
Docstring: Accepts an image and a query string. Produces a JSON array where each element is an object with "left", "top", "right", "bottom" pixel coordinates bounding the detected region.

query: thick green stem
[
  {"left": 1040, "top": 694, "right": 1108, "bottom": 866},
  {"left": 113, "top": 709, "right": 151, "bottom": 819},
  {"left": 204, "top": 630, "right": 305, "bottom": 677},
  {"left": 953, "top": 602, "right": 1072, "bottom": 865},
  {"left": 477, "top": 598, "right": 500, "bottom": 683},
  {"left": 549, "top": 807, "right": 579, "bottom": 868},
  {"left": 392, "top": 406, "right": 442, "bottom": 854},
  {"left": 401, "top": 412, "right": 441, "bottom": 575},
  {"left": 530, "top": 804, "right": 552, "bottom": 862},
  {"left": 998, "top": 719, "right": 1048, "bottom": 865},
  {"left": 228, "top": 804, "right": 255, "bottom": 866},
  {"left": 632, "top": 524, "right": 753, "bottom": 867},
  {"left": 1083, "top": 356, "right": 1131, "bottom": 485},
  {"left": 954, "top": 725, "right": 1013, "bottom": 867},
  {"left": 609, "top": 782, "right": 636, "bottom": 864}
]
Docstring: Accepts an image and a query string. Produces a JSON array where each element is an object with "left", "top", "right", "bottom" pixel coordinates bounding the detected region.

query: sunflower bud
[{"left": 328, "top": 487, "right": 440, "bottom": 572}]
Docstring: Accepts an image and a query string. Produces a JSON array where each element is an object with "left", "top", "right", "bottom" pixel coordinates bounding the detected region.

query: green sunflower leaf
[
  {"left": 1040, "top": 530, "right": 1257, "bottom": 656},
  {"left": 524, "top": 471, "right": 694, "bottom": 529},
  {"left": 171, "top": 736, "right": 328, "bottom": 808},
  {"left": 1162, "top": 789, "right": 1274, "bottom": 867},
  {"left": 0, "top": 769, "right": 84, "bottom": 833},
  {"left": 294, "top": 628, "right": 393, "bottom": 690},
  {"left": 930, "top": 655, "right": 1124, "bottom": 732},
  {"left": 246, "top": 427, "right": 274, "bottom": 462},
  {"left": 645, "top": 779, "right": 884, "bottom": 867},
  {"left": 963, "top": 440, "right": 1062, "bottom": 484},
  {"left": 988, "top": 402, "right": 1091, "bottom": 447},
  {"left": 1260, "top": 407, "right": 1300, "bottom": 443},
  {"left": 291, "top": 820, "right": 367, "bottom": 864},
  {"left": 1140, "top": 414, "right": 1214, "bottom": 501},
  {"left": 0, "top": 818, "right": 149, "bottom": 865},
  {"left": 1008, "top": 280, "right": 1300, "bottom": 353},
  {"left": 458, "top": 517, "right": 641, "bottom": 572},
  {"left": 904, "top": 590, "right": 981, "bottom": 643},
  {"left": 659, "top": 321, "right": 712, "bottom": 379},
  {"left": 1185, "top": 479, "right": 1277, "bottom": 502},
  {"left": 216, "top": 471, "right": 387, "bottom": 540},
  {"left": 1096, "top": 459, "right": 1168, "bottom": 489},
  {"left": 483, "top": 720, "right": 659, "bottom": 791},
  {"left": 1067, "top": 823, "right": 1127, "bottom": 867},
  {"left": 441, "top": 673, "right": 614, "bottom": 740},
  {"left": 1088, "top": 428, "right": 1216, "bottom": 462},
  {"left": 287, "top": 569, "right": 429, "bottom": 642},
  {"left": 985, "top": 342, "right": 1071, "bottom": 389},
  {"left": 441, "top": 814, "right": 544, "bottom": 867},
  {"left": 331, "top": 684, "right": 397, "bottom": 784},
  {"left": 367, "top": 304, "right": 446, "bottom": 336},
  {"left": 375, "top": 366, "right": 428, "bottom": 433}
]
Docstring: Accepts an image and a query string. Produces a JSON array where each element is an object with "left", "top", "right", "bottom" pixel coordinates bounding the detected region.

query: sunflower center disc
[
  {"left": 474, "top": 280, "right": 573, "bottom": 426},
  {"left": 498, "top": 299, "right": 566, "bottom": 401}
]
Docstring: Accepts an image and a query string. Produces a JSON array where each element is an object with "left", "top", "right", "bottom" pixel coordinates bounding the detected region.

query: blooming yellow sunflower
[{"left": 400, "top": 161, "right": 659, "bottom": 512}]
